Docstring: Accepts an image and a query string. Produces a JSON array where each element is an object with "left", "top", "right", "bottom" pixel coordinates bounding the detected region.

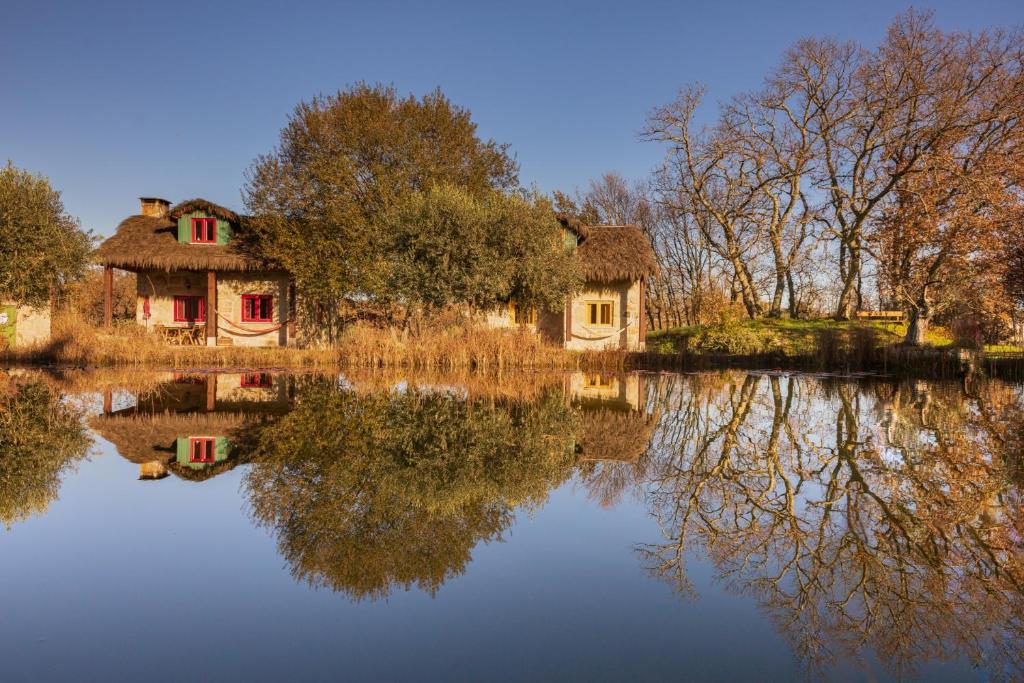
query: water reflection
[
  {"left": 0, "top": 373, "right": 90, "bottom": 527},
  {"left": 640, "top": 373, "right": 1024, "bottom": 679},
  {"left": 37, "top": 368, "right": 1024, "bottom": 678}
]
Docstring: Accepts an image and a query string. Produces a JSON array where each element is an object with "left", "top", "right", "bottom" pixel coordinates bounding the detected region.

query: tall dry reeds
[{"left": 2, "top": 312, "right": 618, "bottom": 371}]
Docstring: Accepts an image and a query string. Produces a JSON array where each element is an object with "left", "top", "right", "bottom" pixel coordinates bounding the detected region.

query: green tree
[
  {"left": 0, "top": 163, "right": 91, "bottom": 306},
  {"left": 0, "top": 377, "right": 91, "bottom": 527},
  {"left": 244, "top": 378, "right": 578, "bottom": 599},
  {"left": 243, "top": 83, "right": 520, "bottom": 336},
  {"left": 384, "top": 184, "right": 580, "bottom": 316}
]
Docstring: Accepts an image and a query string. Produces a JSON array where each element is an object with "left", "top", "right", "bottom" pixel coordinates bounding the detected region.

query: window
[
  {"left": 583, "top": 373, "right": 613, "bottom": 389},
  {"left": 191, "top": 217, "right": 217, "bottom": 243},
  {"left": 173, "top": 296, "right": 205, "bottom": 323},
  {"left": 241, "top": 294, "right": 273, "bottom": 322},
  {"left": 510, "top": 301, "right": 536, "bottom": 325},
  {"left": 586, "top": 301, "right": 614, "bottom": 327},
  {"left": 189, "top": 437, "right": 216, "bottom": 463},
  {"left": 241, "top": 372, "right": 273, "bottom": 388}
]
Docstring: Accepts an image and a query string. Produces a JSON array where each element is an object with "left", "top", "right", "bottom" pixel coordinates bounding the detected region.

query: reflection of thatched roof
[
  {"left": 89, "top": 411, "right": 252, "bottom": 464},
  {"left": 95, "top": 215, "right": 265, "bottom": 272},
  {"left": 575, "top": 225, "right": 658, "bottom": 282},
  {"left": 168, "top": 198, "right": 239, "bottom": 223},
  {"left": 167, "top": 458, "right": 240, "bottom": 482},
  {"left": 576, "top": 408, "right": 657, "bottom": 462}
]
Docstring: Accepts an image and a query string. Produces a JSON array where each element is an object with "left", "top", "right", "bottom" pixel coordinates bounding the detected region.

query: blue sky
[{"left": 3, "top": 0, "right": 1022, "bottom": 237}]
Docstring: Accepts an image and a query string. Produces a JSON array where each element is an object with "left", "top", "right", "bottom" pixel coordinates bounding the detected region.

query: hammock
[
  {"left": 570, "top": 320, "right": 635, "bottom": 341},
  {"left": 215, "top": 310, "right": 294, "bottom": 337}
]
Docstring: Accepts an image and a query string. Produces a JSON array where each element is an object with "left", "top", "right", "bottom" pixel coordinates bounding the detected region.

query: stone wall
[
  {"left": 565, "top": 279, "right": 643, "bottom": 352},
  {"left": 136, "top": 270, "right": 292, "bottom": 347},
  {"left": 0, "top": 303, "right": 51, "bottom": 347},
  {"left": 216, "top": 273, "right": 290, "bottom": 347}
]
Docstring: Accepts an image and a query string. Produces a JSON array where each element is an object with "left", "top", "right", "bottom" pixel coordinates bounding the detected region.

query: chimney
[{"left": 139, "top": 197, "right": 171, "bottom": 218}]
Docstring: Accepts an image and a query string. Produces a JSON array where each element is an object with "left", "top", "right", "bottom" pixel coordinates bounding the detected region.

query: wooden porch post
[
  {"left": 103, "top": 266, "right": 113, "bottom": 329},
  {"left": 639, "top": 277, "right": 647, "bottom": 347},
  {"left": 564, "top": 298, "right": 573, "bottom": 347},
  {"left": 206, "top": 374, "right": 217, "bottom": 411},
  {"left": 206, "top": 271, "right": 217, "bottom": 345}
]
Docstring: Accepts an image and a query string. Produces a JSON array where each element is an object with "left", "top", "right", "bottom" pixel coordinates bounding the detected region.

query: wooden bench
[
  {"left": 155, "top": 325, "right": 206, "bottom": 346},
  {"left": 856, "top": 310, "right": 904, "bottom": 322}
]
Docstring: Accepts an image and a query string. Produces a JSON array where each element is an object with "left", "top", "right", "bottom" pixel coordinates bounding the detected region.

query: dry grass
[
  {"left": 335, "top": 321, "right": 581, "bottom": 370},
  {"left": 2, "top": 312, "right": 622, "bottom": 371}
]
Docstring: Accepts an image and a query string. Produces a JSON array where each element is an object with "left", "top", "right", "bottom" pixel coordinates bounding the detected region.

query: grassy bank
[
  {"left": 646, "top": 317, "right": 955, "bottom": 356},
  {"left": 641, "top": 317, "right": 1024, "bottom": 379},
  {"left": 4, "top": 313, "right": 1021, "bottom": 377}
]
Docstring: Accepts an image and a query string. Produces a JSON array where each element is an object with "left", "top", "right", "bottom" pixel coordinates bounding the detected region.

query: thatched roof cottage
[
  {"left": 489, "top": 218, "right": 658, "bottom": 351},
  {"left": 95, "top": 198, "right": 294, "bottom": 347}
]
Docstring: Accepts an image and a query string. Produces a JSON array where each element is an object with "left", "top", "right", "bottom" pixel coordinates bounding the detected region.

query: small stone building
[
  {"left": 0, "top": 303, "right": 51, "bottom": 348},
  {"left": 489, "top": 219, "right": 658, "bottom": 351},
  {"left": 95, "top": 198, "right": 295, "bottom": 347}
]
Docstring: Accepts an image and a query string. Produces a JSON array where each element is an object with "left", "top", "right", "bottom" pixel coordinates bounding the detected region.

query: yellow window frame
[
  {"left": 509, "top": 300, "right": 537, "bottom": 326},
  {"left": 585, "top": 300, "right": 614, "bottom": 327}
]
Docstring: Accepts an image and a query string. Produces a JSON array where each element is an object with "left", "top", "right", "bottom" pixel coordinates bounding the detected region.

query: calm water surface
[{"left": 0, "top": 368, "right": 1021, "bottom": 682}]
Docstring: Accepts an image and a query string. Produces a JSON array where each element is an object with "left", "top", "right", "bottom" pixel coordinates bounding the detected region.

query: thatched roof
[
  {"left": 169, "top": 198, "right": 240, "bottom": 223},
  {"left": 89, "top": 411, "right": 252, "bottom": 464},
  {"left": 95, "top": 215, "right": 265, "bottom": 272},
  {"left": 573, "top": 224, "right": 658, "bottom": 283},
  {"left": 576, "top": 407, "right": 657, "bottom": 462}
]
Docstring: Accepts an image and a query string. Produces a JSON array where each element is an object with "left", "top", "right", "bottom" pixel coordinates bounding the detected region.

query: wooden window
[
  {"left": 241, "top": 372, "right": 273, "bottom": 388},
  {"left": 586, "top": 301, "right": 614, "bottom": 327},
  {"left": 189, "top": 437, "right": 216, "bottom": 463},
  {"left": 173, "top": 296, "right": 205, "bottom": 323},
  {"left": 510, "top": 301, "right": 536, "bottom": 325},
  {"left": 241, "top": 294, "right": 273, "bottom": 323},
  {"left": 191, "top": 217, "right": 217, "bottom": 243}
]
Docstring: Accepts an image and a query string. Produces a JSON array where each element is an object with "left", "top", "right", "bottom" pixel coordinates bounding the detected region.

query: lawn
[{"left": 646, "top": 317, "right": 954, "bottom": 356}]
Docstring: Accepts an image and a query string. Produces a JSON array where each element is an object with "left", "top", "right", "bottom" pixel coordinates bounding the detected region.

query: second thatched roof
[
  {"left": 95, "top": 215, "right": 265, "bottom": 272},
  {"left": 574, "top": 224, "right": 658, "bottom": 283}
]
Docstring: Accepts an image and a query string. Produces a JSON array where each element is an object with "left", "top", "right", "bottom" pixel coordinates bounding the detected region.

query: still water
[{"left": 0, "top": 368, "right": 1021, "bottom": 682}]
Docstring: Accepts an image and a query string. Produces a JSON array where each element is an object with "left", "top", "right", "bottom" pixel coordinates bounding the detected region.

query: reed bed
[
  {"left": 334, "top": 322, "right": 580, "bottom": 370},
  {"left": 2, "top": 312, "right": 627, "bottom": 371}
]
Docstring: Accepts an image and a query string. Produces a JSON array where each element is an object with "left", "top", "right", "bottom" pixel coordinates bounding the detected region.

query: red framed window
[
  {"left": 189, "top": 437, "right": 216, "bottom": 463},
  {"left": 241, "top": 294, "right": 273, "bottom": 322},
  {"left": 191, "top": 217, "right": 217, "bottom": 243},
  {"left": 241, "top": 372, "right": 273, "bottom": 388},
  {"left": 173, "top": 296, "right": 205, "bottom": 323}
]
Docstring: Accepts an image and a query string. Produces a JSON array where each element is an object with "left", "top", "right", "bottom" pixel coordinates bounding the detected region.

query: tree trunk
[
  {"left": 786, "top": 271, "right": 798, "bottom": 319},
  {"left": 768, "top": 271, "right": 785, "bottom": 318},
  {"left": 904, "top": 288, "right": 931, "bottom": 346},
  {"left": 835, "top": 245, "right": 860, "bottom": 320}
]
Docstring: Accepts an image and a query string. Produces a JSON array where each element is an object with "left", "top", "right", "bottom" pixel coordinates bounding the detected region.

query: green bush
[{"left": 691, "top": 323, "right": 765, "bottom": 355}]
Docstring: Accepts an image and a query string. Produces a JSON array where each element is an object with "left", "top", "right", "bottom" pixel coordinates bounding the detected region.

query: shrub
[{"left": 690, "top": 322, "right": 765, "bottom": 355}]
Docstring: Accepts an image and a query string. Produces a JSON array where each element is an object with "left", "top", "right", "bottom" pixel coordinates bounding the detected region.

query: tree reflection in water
[
  {"left": 0, "top": 375, "right": 90, "bottom": 528},
  {"left": 637, "top": 372, "right": 1024, "bottom": 679},
  {"left": 244, "top": 378, "right": 579, "bottom": 600}
]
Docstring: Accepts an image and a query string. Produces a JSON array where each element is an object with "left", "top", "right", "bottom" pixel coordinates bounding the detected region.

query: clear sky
[{"left": 3, "top": 0, "right": 1022, "bottom": 237}]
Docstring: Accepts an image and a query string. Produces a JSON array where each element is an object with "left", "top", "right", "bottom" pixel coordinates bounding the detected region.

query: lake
[{"left": 0, "top": 368, "right": 1021, "bottom": 682}]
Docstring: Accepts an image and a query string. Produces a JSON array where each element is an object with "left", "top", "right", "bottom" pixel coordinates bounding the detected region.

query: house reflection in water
[
  {"left": 570, "top": 371, "right": 659, "bottom": 507},
  {"left": 90, "top": 373, "right": 291, "bottom": 482}
]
